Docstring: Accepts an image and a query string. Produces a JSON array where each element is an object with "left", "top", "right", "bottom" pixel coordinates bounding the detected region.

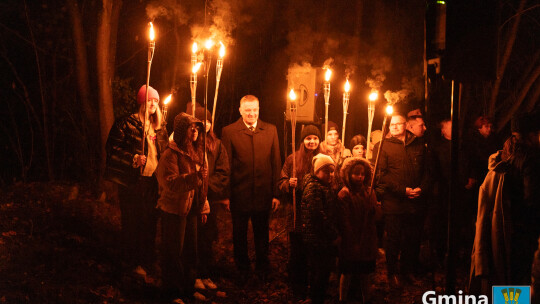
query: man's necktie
[{"left": 249, "top": 126, "right": 255, "bottom": 132}]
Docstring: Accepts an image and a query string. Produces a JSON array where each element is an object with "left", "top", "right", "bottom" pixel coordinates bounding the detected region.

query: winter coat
[
  {"left": 320, "top": 140, "right": 351, "bottom": 166},
  {"left": 104, "top": 114, "right": 169, "bottom": 186},
  {"left": 222, "top": 118, "right": 281, "bottom": 212},
  {"left": 337, "top": 157, "right": 381, "bottom": 262},
  {"left": 299, "top": 173, "right": 339, "bottom": 248},
  {"left": 156, "top": 114, "right": 209, "bottom": 217},
  {"left": 206, "top": 137, "right": 230, "bottom": 202},
  {"left": 470, "top": 150, "right": 512, "bottom": 285},
  {"left": 374, "top": 132, "right": 430, "bottom": 215}
]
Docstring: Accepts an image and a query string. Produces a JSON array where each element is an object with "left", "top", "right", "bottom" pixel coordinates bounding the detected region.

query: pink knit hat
[{"left": 137, "top": 85, "right": 160, "bottom": 104}]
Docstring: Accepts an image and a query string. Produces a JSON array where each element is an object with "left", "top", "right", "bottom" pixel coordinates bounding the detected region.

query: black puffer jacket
[
  {"left": 104, "top": 113, "right": 169, "bottom": 186},
  {"left": 299, "top": 173, "right": 339, "bottom": 247},
  {"left": 374, "top": 132, "right": 430, "bottom": 214}
]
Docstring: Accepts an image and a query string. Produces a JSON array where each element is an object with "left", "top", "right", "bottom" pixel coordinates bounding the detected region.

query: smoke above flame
[
  {"left": 384, "top": 89, "right": 411, "bottom": 105},
  {"left": 145, "top": 1, "right": 188, "bottom": 26}
]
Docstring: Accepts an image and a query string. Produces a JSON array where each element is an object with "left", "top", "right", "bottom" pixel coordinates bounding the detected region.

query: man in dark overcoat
[{"left": 221, "top": 95, "right": 281, "bottom": 279}]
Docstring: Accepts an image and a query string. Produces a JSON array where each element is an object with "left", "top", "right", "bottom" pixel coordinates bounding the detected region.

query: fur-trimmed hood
[{"left": 340, "top": 157, "right": 373, "bottom": 190}]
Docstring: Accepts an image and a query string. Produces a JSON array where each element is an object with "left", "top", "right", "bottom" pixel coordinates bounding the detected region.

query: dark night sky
[{"left": 1, "top": 0, "right": 534, "bottom": 182}]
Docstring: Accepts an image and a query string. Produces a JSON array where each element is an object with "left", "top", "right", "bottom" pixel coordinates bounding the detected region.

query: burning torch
[
  {"left": 289, "top": 88, "right": 298, "bottom": 228},
  {"left": 162, "top": 94, "right": 172, "bottom": 126},
  {"left": 191, "top": 42, "right": 198, "bottom": 68},
  {"left": 366, "top": 91, "right": 379, "bottom": 159},
  {"left": 342, "top": 79, "right": 351, "bottom": 143},
  {"left": 324, "top": 68, "right": 332, "bottom": 143},
  {"left": 141, "top": 22, "right": 156, "bottom": 168},
  {"left": 369, "top": 104, "right": 394, "bottom": 195},
  {"left": 203, "top": 39, "right": 214, "bottom": 120},
  {"left": 190, "top": 62, "right": 202, "bottom": 117},
  {"left": 211, "top": 42, "right": 225, "bottom": 131}
]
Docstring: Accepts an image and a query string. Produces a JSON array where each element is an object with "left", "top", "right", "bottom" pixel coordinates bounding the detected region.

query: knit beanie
[
  {"left": 349, "top": 135, "right": 367, "bottom": 150},
  {"left": 186, "top": 104, "right": 211, "bottom": 122},
  {"left": 137, "top": 85, "right": 160, "bottom": 104},
  {"left": 301, "top": 125, "right": 321, "bottom": 141},
  {"left": 322, "top": 121, "right": 339, "bottom": 134},
  {"left": 312, "top": 153, "right": 335, "bottom": 174}
]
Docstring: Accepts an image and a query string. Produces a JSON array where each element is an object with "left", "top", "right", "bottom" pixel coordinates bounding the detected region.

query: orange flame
[
  {"left": 289, "top": 89, "right": 297, "bottom": 101},
  {"left": 192, "top": 62, "right": 202, "bottom": 74},
  {"left": 163, "top": 94, "right": 172, "bottom": 105},
  {"left": 385, "top": 105, "right": 394, "bottom": 115},
  {"left": 325, "top": 69, "right": 332, "bottom": 82},
  {"left": 369, "top": 91, "right": 378, "bottom": 101},
  {"left": 344, "top": 79, "right": 350, "bottom": 93},
  {"left": 192, "top": 42, "right": 198, "bottom": 53},
  {"left": 149, "top": 22, "right": 155, "bottom": 41},
  {"left": 219, "top": 42, "right": 225, "bottom": 58},
  {"left": 205, "top": 39, "right": 214, "bottom": 50}
]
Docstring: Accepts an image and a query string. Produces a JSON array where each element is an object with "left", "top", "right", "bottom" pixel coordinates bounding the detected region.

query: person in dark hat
[
  {"left": 320, "top": 121, "right": 351, "bottom": 165},
  {"left": 187, "top": 105, "right": 230, "bottom": 291},
  {"left": 277, "top": 124, "right": 322, "bottom": 298},
  {"left": 278, "top": 124, "right": 322, "bottom": 198},
  {"left": 156, "top": 112, "right": 209, "bottom": 302},
  {"left": 104, "top": 85, "right": 169, "bottom": 277},
  {"left": 349, "top": 135, "right": 368, "bottom": 159}
]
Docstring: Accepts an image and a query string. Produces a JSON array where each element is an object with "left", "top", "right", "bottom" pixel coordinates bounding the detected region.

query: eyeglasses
[{"left": 390, "top": 122, "right": 405, "bottom": 127}]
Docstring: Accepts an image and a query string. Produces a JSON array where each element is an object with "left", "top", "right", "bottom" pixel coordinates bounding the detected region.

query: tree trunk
[
  {"left": 488, "top": 0, "right": 527, "bottom": 117},
  {"left": 97, "top": 0, "right": 116, "bottom": 172},
  {"left": 66, "top": 0, "right": 95, "bottom": 126}
]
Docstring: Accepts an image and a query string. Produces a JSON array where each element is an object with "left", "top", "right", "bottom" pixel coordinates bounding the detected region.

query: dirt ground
[{"left": 0, "top": 182, "right": 468, "bottom": 303}]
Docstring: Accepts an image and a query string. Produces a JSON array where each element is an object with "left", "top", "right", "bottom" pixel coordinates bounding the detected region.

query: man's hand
[
  {"left": 272, "top": 198, "right": 280, "bottom": 212},
  {"left": 289, "top": 177, "right": 298, "bottom": 189}
]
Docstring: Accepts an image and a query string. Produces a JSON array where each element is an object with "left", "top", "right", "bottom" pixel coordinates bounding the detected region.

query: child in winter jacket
[
  {"left": 337, "top": 157, "right": 380, "bottom": 303},
  {"left": 299, "top": 153, "right": 339, "bottom": 304}
]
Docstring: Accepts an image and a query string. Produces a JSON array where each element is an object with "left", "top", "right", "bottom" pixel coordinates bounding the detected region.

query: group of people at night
[{"left": 104, "top": 84, "right": 540, "bottom": 304}]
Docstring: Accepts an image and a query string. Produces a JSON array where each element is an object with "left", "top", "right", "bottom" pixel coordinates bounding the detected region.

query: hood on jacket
[
  {"left": 488, "top": 150, "right": 511, "bottom": 173},
  {"left": 173, "top": 112, "right": 203, "bottom": 147},
  {"left": 340, "top": 157, "right": 373, "bottom": 190}
]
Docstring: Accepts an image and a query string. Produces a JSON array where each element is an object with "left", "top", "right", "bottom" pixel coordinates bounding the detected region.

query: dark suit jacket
[{"left": 222, "top": 118, "right": 281, "bottom": 212}]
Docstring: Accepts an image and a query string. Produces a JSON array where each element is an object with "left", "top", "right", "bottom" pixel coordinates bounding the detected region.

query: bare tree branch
[
  {"left": 497, "top": 62, "right": 540, "bottom": 131},
  {"left": 489, "top": 0, "right": 527, "bottom": 116}
]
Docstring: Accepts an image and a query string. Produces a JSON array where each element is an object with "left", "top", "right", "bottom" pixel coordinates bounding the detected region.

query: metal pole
[{"left": 446, "top": 80, "right": 460, "bottom": 294}]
